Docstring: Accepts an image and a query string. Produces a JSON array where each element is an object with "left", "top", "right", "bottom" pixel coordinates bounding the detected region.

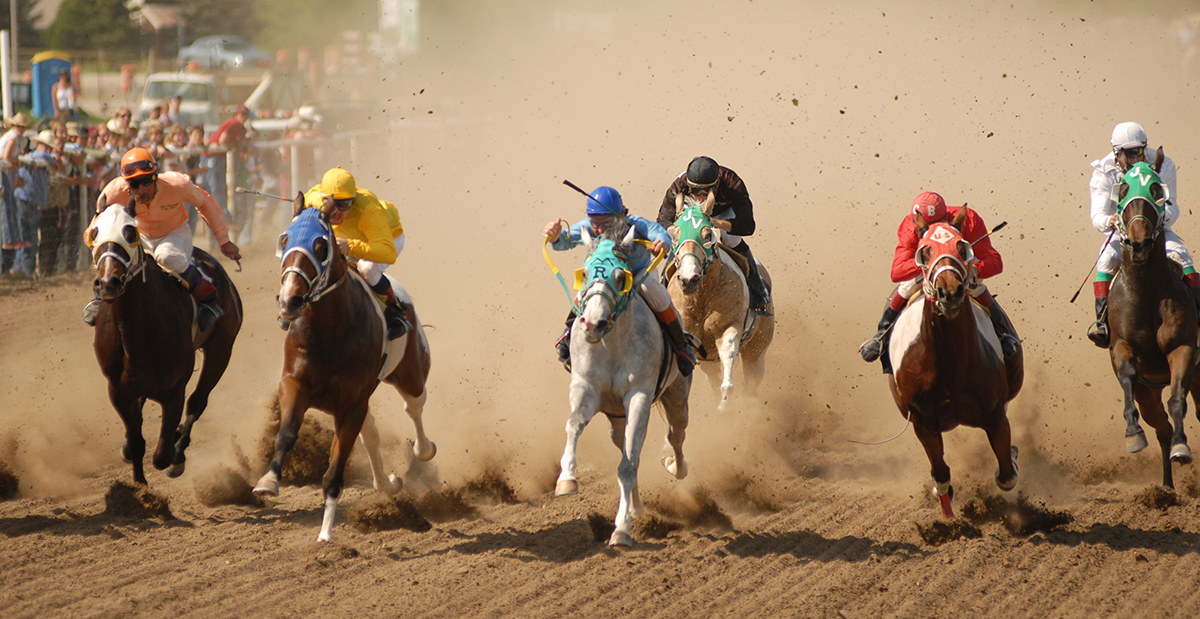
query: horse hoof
[
  {"left": 413, "top": 440, "right": 437, "bottom": 462},
  {"left": 608, "top": 530, "right": 633, "bottom": 547},
  {"left": 379, "top": 474, "right": 403, "bottom": 495},
  {"left": 252, "top": 476, "right": 280, "bottom": 496},
  {"left": 555, "top": 479, "right": 578, "bottom": 496},
  {"left": 1127, "top": 431, "right": 1149, "bottom": 453},
  {"left": 166, "top": 462, "right": 185, "bottom": 478},
  {"left": 317, "top": 532, "right": 332, "bottom": 543},
  {"left": 662, "top": 456, "right": 688, "bottom": 480},
  {"left": 1171, "top": 444, "right": 1194, "bottom": 465}
]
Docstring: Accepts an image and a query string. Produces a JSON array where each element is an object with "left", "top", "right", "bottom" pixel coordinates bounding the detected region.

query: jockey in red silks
[{"left": 859, "top": 191, "right": 1021, "bottom": 368}]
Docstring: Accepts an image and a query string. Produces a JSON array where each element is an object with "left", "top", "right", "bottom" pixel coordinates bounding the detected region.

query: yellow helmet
[{"left": 320, "top": 167, "right": 356, "bottom": 200}]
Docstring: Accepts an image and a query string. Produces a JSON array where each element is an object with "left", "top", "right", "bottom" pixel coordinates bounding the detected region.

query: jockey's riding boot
[
  {"left": 987, "top": 299, "right": 1021, "bottom": 357},
  {"left": 657, "top": 307, "right": 698, "bottom": 377},
  {"left": 1190, "top": 286, "right": 1200, "bottom": 322},
  {"left": 183, "top": 263, "right": 223, "bottom": 332},
  {"left": 860, "top": 306, "right": 900, "bottom": 363},
  {"left": 555, "top": 309, "right": 577, "bottom": 372},
  {"left": 372, "top": 278, "right": 412, "bottom": 340},
  {"left": 730, "top": 241, "right": 772, "bottom": 316},
  {"left": 83, "top": 294, "right": 101, "bottom": 326},
  {"left": 1087, "top": 297, "right": 1110, "bottom": 348}
]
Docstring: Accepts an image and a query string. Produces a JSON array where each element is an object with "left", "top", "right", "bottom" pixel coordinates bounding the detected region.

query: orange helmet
[{"left": 120, "top": 148, "right": 158, "bottom": 180}]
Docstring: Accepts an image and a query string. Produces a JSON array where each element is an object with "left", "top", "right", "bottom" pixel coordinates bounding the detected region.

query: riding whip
[
  {"left": 235, "top": 187, "right": 290, "bottom": 201},
  {"left": 1069, "top": 228, "right": 1117, "bottom": 304},
  {"left": 970, "top": 221, "right": 1007, "bottom": 246},
  {"left": 561, "top": 179, "right": 666, "bottom": 262}
]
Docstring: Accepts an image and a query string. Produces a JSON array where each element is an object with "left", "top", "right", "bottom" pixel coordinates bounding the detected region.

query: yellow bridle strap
[{"left": 542, "top": 224, "right": 578, "bottom": 310}]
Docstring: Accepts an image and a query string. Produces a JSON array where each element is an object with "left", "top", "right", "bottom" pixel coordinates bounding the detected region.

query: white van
[{"left": 139, "top": 72, "right": 220, "bottom": 126}]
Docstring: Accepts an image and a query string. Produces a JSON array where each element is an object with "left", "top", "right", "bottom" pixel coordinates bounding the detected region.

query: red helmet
[
  {"left": 120, "top": 147, "right": 158, "bottom": 180},
  {"left": 911, "top": 191, "right": 946, "bottom": 222}
]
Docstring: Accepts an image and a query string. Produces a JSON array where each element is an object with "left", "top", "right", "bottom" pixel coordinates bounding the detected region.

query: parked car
[
  {"left": 179, "top": 35, "right": 271, "bottom": 71},
  {"left": 139, "top": 72, "right": 221, "bottom": 126}
]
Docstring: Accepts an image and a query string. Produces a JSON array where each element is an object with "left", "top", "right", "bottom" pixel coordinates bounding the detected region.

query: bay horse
[
  {"left": 554, "top": 222, "right": 691, "bottom": 546},
  {"left": 666, "top": 203, "right": 774, "bottom": 411},
  {"left": 87, "top": 202, "right": 242, "bottom": 485},
  {"left": 887, "top": 208, "right": 1023, "bottom": 518},
  {"left": 254, "top": 196, "right": 435, "bottom": 542},
  {"left": 1106, "top": 161, "right": 1198, "bottom": 489}
]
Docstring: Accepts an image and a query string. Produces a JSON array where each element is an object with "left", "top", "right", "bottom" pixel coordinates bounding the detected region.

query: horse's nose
[
  {"left": 95, "top": 276, "right": 123, "bottom": 299},
  {"left": 285, "top": 295, "right": 304, "bottom": 315},
  {"left": 594, "top": 319, "right": 610, "bottom": 332}
]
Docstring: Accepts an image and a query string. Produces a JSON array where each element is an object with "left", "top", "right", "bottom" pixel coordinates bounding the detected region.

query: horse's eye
[
  {"left": 313, "top": 238, "right": 328, "bottom": 261},
  {"left": 85, "top": 227, "right": 97, "bottom": 247},
  {"left": 122, "top": 225, "right": 138, "bottom": 245},
  {"left": 701, "top": 227, "right": 712, "bottom": 241}
]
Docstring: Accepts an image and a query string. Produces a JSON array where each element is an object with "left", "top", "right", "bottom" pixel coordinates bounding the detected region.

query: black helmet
[{"left": 686, "top": 156, "right": 719, "bottom": 188}]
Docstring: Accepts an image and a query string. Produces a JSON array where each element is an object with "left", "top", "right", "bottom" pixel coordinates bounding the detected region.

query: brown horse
[
  {"left": 1106, "top": 163, "right": 1198, "bottom": 489},
  {"left": 88, "top": 203, "right": 242, "bottom": 485},
  {"left": 887, "top": 209, "right": 1023, "bottom": 518},
  {"left": 254, "top": 196, "right": 435, "bottom": 542}
]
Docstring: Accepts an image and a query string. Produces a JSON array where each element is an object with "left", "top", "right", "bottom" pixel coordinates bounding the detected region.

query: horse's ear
[
  {"left": 674, "top": 192, "right": 684, "bottom": 217},
  {"left": 949, "top": 206, "right": 967, "bottom": 231},
  {"left": 701, "top": 191, "right": 716, "bottom": 216},
  {"left": 1118, "top": 182, "right": 1130, "bottom": 201},
  {"left": 668, "top": 225, "right": 680, "bottom": 243},
  {"left": 916, "top": 245, "right": 931, "bottom": 268},
  {"left": 1150, "top": 182, "right": 1165, "bottom": 203},
  {"left": 621, "top": 224, "right": 637, "bottom": 246},
  {"left": 913, "top": 211, "right": 929, "bottom": 238},
  {"left": 96, "top": 194, "right": 108, "bottom": 214},
  {"left": 293, "top": 192, "right": 306, "bottom": 219},
  {"left": 1154, "top": 147, "right": 1165, "bottom": 173}
]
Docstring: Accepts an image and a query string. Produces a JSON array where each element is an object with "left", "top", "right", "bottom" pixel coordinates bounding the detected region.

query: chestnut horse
[
  {"left": 88, "top": 203, "right": 242, "bottom": 484},
  {"left": 254, "top": 196, "right": 435, "bottom": 542},
  {"left": 887, "top": 209, "right": 1023, "bottom": 518},
  {"left": 1106, "top": 162, "right": 1198, "bottom": 489}
]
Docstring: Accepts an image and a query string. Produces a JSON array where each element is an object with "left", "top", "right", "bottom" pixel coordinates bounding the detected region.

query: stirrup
[
  {"left": 999, "top": 333, "right": 1021, "bottom": 357},
  {"left": 384, "top": 303, "right": 411, "bottom": 340},
  {"left": 1087, "top": 321, "right": 1109, "bottom": 348},
  {"left": 83, "top": 298, "right": 100, "bottom": 326},
  {"left": 675, "top": 350, "right": 695, "bottom": 377},
  {"left": 197, "top": 299, "right": 223, "bottom": 332},
  {"left": 860, "top": 334, "right": 884, "bottom": 362}
]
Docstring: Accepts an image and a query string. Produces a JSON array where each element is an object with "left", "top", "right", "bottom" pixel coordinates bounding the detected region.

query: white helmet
[{"left": 1110, "top": 122, "right": 1148, "bottom": 152}]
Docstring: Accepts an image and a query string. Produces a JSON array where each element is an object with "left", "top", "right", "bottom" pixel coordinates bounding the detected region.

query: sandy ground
[{"left": 7, "top": 1, "right": 1200, "bottom": 617}]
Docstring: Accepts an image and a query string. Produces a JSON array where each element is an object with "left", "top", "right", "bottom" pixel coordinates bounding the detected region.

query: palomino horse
[
  {"left": 254, "top": 197, "right": 436, "bottom": 542},
  {"left": 554, "top": 222, "right": 691, "bottom": 546},
  {"left": 88, "top": 202, "right": 242, "bottom": 484},
  {"left": 1106, "top": 162, "right": 1198, "bottom": 489},
  {"left": 888, "top": 208, "right": 1023, "bottom": 518},
  {"left": 667, "top": 203, "right": 774, "bottom": 411}
]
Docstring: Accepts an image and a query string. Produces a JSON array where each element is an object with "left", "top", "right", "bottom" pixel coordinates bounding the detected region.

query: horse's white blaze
[
  {"left": 678, "top": 253, "right": 704, "bottom": 284},
  {"left": 317, "top": 495, "right": 338, "bottom": 542},
  {"left": 891, "top": 298, "right": 1003, "bottom": 372}
]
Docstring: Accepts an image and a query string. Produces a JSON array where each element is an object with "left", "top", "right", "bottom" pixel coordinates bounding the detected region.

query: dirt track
[{"left": 7, "top": 2, "right": 1200, "bottom": 617}]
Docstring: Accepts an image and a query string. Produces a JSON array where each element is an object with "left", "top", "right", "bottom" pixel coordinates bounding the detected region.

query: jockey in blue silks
[{"left": 544, "top": 185, "right": 699, "bottom": 376}]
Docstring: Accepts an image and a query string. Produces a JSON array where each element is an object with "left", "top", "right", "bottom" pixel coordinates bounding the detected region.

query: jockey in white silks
[
  {"left": 543, "top": 185, "right": 699, "bottom": 376},
  {"left": 1086, "top": 121, "right": 1200, "bottom": 348}
]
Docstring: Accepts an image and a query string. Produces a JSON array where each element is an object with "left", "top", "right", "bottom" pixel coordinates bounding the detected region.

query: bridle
[
  {"left": 915, "top": 223, "right": 974, "bottom": 312},
  {"left": 672, "top": 205, "right": 716, "bottom": 278},
  {"left": 88, "top": 209, "right": 147, "bottom": 292},
  {"left": 278, "top": 213, "right": 346, "bottom": 308},
  {"left": 576, "top": 240, "right": 635, "bottom": 339}
]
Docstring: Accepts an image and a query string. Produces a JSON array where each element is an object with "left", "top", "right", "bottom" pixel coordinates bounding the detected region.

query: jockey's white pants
[
  {"left": 638, "top": 267, "right": 672, "bottom": 313},
  {"left": 357, "top": 234, "right": 405, "bottom": 287},
  {"left": 140, "top": 221, "right": 194, "bottom": 275},
  {"left": 718, "top": 228, "right": 743, "bottom": 248},
  {"left": 896, "top": 275, "right": 990, "bottom": 300},
  {"left": 1096, "top": 227, "right": 1193, "bottom": 275}
]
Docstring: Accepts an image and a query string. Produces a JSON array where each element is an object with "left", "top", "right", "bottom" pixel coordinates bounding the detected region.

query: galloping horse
[
  {"left": 888, "top": 208, "right": 1023, "bottom": 518},
  {"left": 88, "top": 202, "right": 242, "bottom": 484},
  {"left": 554, "top": 222, "right": 691, "bottom": 546},
  {"left": 667, "top": 203, "right": 774, "bottom": 411},
  {"left": 1106, "top": 162, "right": 1198, "bottom": 489},
  {"left": 254, "top": 197, "right": 435, "bottom": 542}
]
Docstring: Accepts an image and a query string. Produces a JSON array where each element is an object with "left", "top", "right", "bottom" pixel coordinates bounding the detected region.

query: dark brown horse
[
  {"left": 1106, "top": 162, "right": 1198, "bottom": 489},
  {"left": 887, "top": 209, "right": 1023, "bottom": 518},
  {"left": 88, "top": 203, "right": 242, "bottom": 484},
  {"left": 254, "top": 196, "right": 435, "bottom": 542}
]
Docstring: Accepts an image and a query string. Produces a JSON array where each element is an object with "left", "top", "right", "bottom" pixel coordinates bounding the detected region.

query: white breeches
[
  {"left": 718, "top": 228, "right": 743, "bottom": 247},
  {"left": 357, "top": 234, "right": 404, "bottom": 287},
  {"left": 638, "top": 267, "right": 671, "bottom": 313},
  {"left": 897, "top": 274, "right": 988, "bottom": 299},
  {"left": 1097, "top": 228, "right": 1193, "bottom": 275},
  {"left": 140, "top": 222, "right": 194, "bottom": 274}
]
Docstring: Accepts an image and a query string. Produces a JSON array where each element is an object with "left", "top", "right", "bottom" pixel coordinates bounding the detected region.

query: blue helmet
[{"left": 586, "top": 186, "right": 624, "bottom": 216}]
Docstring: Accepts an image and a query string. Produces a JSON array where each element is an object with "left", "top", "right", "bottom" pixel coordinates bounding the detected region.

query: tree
[
  {"left": 178, "top": 0, "right": 260, "bottom": 44},
  {"left": 45, "top": 0, "right": 145, "bottom": 54},
  {"left": 252, "top": 0, "right": 377, "bottom": 55},
  {"left": 0, "top": 0, "right": 44, "bottom": 49}
]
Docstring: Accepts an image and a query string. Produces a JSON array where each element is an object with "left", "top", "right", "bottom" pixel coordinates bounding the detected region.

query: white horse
[{"left": 553, "top": 223, "right": 692, "bottom": 546}]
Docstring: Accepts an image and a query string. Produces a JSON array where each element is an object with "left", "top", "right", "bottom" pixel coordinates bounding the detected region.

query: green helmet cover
[{"left": 1118, "top": 161, "right": 1165, "bottom": 214}]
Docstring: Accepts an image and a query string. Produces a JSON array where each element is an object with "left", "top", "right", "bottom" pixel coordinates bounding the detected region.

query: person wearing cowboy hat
[
  {"left": 0, "top": 112, "right": 31, "bottom": 276},
  {"left": 14, "top": 130, "right": 57, "bottom": 276}
]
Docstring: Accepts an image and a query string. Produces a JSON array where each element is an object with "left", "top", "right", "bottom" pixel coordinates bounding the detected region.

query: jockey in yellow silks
[{"left": 303, "top": 167, "right": 411, "bottom": 339}]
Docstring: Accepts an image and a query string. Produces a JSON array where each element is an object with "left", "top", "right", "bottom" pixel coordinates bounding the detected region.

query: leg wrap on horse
[
  {"left": 730, "top": 240, "right": 771, "bottom": 314},
  {"left": 655, "top": 305, "right": 698, "bottom": 377},
  {"left": 183, "top": 263, "right": 223, "bottom": 332},
  {"left": 370, "top": 275, "right": 412, "bottom": 340}
]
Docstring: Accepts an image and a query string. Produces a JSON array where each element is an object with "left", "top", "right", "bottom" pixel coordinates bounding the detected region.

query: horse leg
[
  {"left": 984, "top": 409, "right": 1018, "bottom": 491},
  {"left": 1165, "top": 347, "right": 1196, "bottom": 466},
  {"left": 912, "top": 417, "right": 954, "bottom": 519},
  {"left": 172, "top": 337, "right": 236, "bottom": 477},
  {"left": 556, "top": 382, "right": 600, "bottom": 496},
  {"left": 112, "top": 387, "right": 148, "bottom": 485},
  {"left": 383, "top": 374, "right": 436, "bottom": 462},
  {"left": 151, "top": 385, "right": 186, "bottom": 474},
  {"left": 1112, "top": 348, "right": 1149, "bottom": 452},
  {"left": 659, "top": 374, "right": 691, "bottom": 481},
  {"left": 358, "top": 412, "right": 401, "bottom": 495},
  {"left": 605, "top": 414, "right": 642, "bottom": 519},
  {"left": 317, "top": 403, "right": 369, "bottom": 542},
  {"left": 254, "top": 378, "right": 309, "bottom": 496},
  {"left": 716, "top": 327, "right": 740, "bottom": 412},
  {"left": 611, "top": 391, "right": 653, "bottom": 547},
  {"left": 1133, "top": 385, "right": 1176, "bottom": 489},
  {"left": 741, "top": 346, "right": 767, "bottom": 398}
]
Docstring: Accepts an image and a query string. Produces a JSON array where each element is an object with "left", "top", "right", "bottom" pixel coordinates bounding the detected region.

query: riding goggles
[
  {"left": 121, "top": 159, "right": 157, "bottom": 177},
  {"left": 126, "top": 174, "right": 155, "bottom": 189},
  {"left": 332, "top": 197, "right": 354, "bottom": 212}
]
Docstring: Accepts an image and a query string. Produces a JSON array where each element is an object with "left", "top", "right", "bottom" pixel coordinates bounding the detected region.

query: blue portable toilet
[{"left": 31, "top": 51, "right": 72, "bottom": 120}]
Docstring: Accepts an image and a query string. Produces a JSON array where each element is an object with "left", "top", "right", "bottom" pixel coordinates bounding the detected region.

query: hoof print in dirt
[
  {"left": 105, "top": 481, "right": 174, "bottom": 520},
  {"left": 959, "top": 494, "right": 1072, "bottom": 536},
  {"left": 1133, "top": 486, "right": 1180, "bottom": 511},
  {"left": 587, "top": 512, "right": 615, "bottom": 543},
  {"left": 916, "top": 519, "right": 982, "bottom": 545},
  {"left": 347, "top": 494, "right": 432, "bottom": 533},
  {"left": 0, "top": 461, "right": 18, "bottom": 501}
]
